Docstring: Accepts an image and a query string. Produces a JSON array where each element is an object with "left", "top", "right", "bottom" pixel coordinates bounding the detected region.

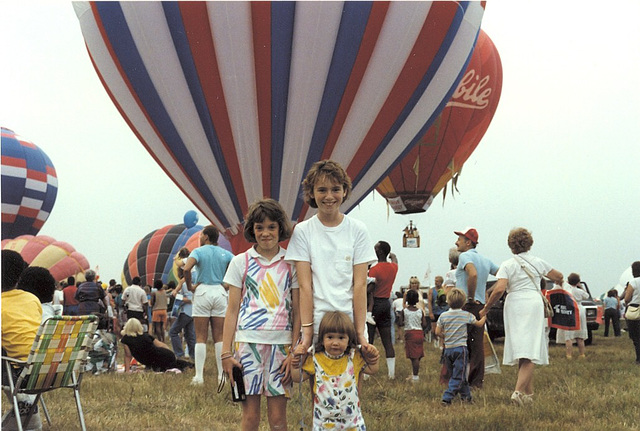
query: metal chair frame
[{"left": 2, "top": 315, "right": 98, "bottom": 431}]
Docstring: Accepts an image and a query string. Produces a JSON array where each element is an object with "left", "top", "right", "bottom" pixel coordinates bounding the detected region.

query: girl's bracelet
[
  {"left": 301, "top": 322, "right": 314, "bottom": 327},
  {"left": 220, "top": 354, "right": 233, "bottom": 361}
]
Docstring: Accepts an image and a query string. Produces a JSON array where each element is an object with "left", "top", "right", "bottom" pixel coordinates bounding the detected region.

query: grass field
[{"left": 24, "top": 327, "right": 640, "bottom": 431}]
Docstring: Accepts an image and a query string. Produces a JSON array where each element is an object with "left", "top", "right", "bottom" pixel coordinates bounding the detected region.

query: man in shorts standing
[{"left": 183, "top": 225, "right": 233, "bottom": 386}]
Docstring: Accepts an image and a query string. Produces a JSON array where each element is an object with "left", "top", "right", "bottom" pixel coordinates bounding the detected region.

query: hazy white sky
[{"left": 2, "top": 1, "right": 638, "bottom": 298}]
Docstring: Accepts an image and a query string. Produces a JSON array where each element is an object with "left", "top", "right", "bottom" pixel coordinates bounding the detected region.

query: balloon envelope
[
  {"left": 376, "top": 29, "right": 502, "bottom": 214},
  {"left": 121, "top": 222, "right": 232, "bottom": 287},
  {"left": 1, "top": 128, "right": 58, "bottom": 239},
  {"left": 183, "top": 210, "right": 199, "bottom": 228},
  {"left": 75, "top": 1, "right": 485, "bottom": 250},
  {"left": 1, "top": 235, "right": 90, "bottom": 282}
]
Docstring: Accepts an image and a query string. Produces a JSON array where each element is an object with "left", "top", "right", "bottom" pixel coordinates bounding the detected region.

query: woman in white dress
[
  {"left": 481, "top": 228, "right": 563, "bottom": 406},
  {"left": 555, "top": 273, "right": 589, "bottom": 359}
]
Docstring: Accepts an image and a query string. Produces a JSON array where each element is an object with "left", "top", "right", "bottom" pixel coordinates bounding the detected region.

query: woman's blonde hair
[
  {"left": 507, "top": 227, "right": 533, "bottom": 254},
  {"left": 315, "top": 311, "right": 358, "bottom": 354},
  {"left": 121, "top": 318, "right": 144, "bottom": 337},
  {"left": 409, "top": 276, "right": 420, "bottom": 287}
]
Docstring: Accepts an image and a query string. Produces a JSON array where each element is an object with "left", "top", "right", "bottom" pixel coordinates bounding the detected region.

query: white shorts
[{"left": 192, "top": 284, "right": 228, "bottom": 318}]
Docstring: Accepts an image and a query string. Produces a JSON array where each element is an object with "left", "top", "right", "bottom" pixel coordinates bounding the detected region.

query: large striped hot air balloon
[
  {"left": 1, "top": 128, "right": 58, "bottom": 239},
  {"left": 74, "top": 1, "right": 485, "bottom": 251},
  {"left": 376, "top": 29, "right": 502, "bottom": 214},
  {"left": 1, "top": 235, "right": 90, "bottom": 282},
  {"left": 121, "top": 215, "right": 232, "bottom": 287}
]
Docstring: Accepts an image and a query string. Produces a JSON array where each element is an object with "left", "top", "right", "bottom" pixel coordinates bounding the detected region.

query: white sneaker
[
  {"left": 434, "top": 339, "right": 440, "bottom": 349},
  {"left": 510, "top": 391, "right": 524, "bottom": 407},
  {"left": 366, "top": 312, "right": 376, "bottom": 326},
  {"left": 191, "top": 376, "right": 204, "bottom": 386}
]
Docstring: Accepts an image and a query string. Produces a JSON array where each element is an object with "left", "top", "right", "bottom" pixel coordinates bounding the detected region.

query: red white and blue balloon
[
  {"left": 1, "top": 128, "right": 58, "bottom": 239},
  {"left": 75, "top": 1, "right": 485, "bottom": 251}
]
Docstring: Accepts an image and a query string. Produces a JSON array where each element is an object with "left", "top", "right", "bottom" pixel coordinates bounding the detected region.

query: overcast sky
[{"left": 2, "top": 1, "right": 638, "bottom": 298}]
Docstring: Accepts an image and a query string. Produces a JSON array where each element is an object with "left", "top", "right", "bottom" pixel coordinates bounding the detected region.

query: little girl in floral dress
[{"left": 291, "top": 311, "right": 379, "bottom": 430}]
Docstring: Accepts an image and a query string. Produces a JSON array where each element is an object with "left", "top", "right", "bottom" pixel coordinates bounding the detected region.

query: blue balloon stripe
[
  {"left": 269, "top": 1, "right": 295, "bottom": 200},
  {"left": 292, "top": 1, "right": 373, "bottom": 220},
  {"left": 94, "top": 2, "right": 231, "bottom": 228},
  {"left": 350, "top": 2, "right": 470, "bottom": 188},
  {"left": 164, "top": 2, "right": 244, "bottom": 225}
]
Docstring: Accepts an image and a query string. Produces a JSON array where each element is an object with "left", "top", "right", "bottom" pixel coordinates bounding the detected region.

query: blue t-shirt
[
  {"left": 455, "top": 249, "right": 499, "bottom": 304},
  {"left": 603, "top": 296, "right": 618, "bottom": 310},
  {"left": 189, "top": 245, "right": 233, "bottom": 285},
  {"left": 437, "top": 309, "right": 477, "bottom": 348}
]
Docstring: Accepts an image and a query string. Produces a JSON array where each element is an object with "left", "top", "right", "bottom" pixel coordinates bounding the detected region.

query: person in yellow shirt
[{"left": 2, "top": 250, "right": 43, "bottom": 431}]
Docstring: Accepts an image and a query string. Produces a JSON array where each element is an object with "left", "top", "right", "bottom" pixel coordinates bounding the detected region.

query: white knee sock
[
  {"left": 195, "top": 343, "right": 207, "bottom": 380},
  {"left": 387, "top": 357, "right": 395, "bottom": 379},
  {"left": 214, "top": 342, "right": 223, "bottom": 381}
]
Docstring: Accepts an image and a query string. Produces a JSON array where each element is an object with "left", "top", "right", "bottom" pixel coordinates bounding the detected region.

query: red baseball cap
[{"left": 454, "top": 227, "right": 479, "bottom": 244}]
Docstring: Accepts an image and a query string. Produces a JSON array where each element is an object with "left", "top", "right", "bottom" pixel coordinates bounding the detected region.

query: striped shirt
[{"left": 437, "top": 309, "right": 477, "bottom": 348}]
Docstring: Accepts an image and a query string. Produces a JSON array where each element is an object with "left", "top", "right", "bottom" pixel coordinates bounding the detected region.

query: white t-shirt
[
  {"left": 285, "top": 214, "right": 376, "bottom": 334},
  {"left": 392, "top": 297, "right": 404, "bottom": 313},
  {"left": 53, "top": 289, "right": 64, "bottom": 306},
  {"left": 122, "top": 284, "right": 148, "bottom": 312},
  {"left": 628, "top": 278, "right": 640, "bottom": 304},
  {"left": 444, "top": 269, "right": 456, "bottom": 288}
]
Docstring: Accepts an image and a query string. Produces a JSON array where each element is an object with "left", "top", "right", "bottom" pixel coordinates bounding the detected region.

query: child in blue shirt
[{"left": 436, "top": 288, "right": 486, "bottom": 404}]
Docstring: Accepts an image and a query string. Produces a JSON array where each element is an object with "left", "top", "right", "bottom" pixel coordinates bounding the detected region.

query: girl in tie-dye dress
[
  {"left": 291, "top": 311, "right": 379, "bottom": 431},
  {"left": 221, "top": 199, "right": 300, "bottom": 430}
]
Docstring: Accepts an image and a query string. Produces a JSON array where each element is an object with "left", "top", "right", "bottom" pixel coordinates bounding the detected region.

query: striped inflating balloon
[
  {"left": 1, "top": 128, "right": 58, "bottom": 239},
  {"left": 74, "top": 1, "right": 484, "bottom": 247}
]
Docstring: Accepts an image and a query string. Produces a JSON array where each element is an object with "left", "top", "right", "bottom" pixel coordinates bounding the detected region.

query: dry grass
[{"left": 22, "top": 328, "right": 640, "bottom": 431}]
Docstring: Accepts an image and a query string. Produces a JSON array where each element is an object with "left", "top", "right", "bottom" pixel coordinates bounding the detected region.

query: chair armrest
[{"left": 1, "top": 355, "right": 26, "bottom": 366}]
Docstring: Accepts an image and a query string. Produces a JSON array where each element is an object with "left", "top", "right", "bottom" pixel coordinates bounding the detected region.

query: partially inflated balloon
[
  {"left": 121, "top": 222, "right": 232, "bottom": 287},
  {"left": 75, "top": 1, "right": 485, "bottom": 250},
  {"left": 183, "top": 210, "right": 198, "bottom": 229},
  {"left": 1, "top": 128, "right": 58, "bottom": 239},
  {"left": 1, "top": 235, "right": 90, "bottom": 282},
  {"left": 376, "top": 29, "right": 502, "bottom": 214}
]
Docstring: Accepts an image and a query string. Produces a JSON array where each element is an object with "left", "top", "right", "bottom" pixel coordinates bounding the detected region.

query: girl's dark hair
[
  {"left": 406, "top": 288, "right": 419, "bottom": 306},
  {"left": 243, "top": 199, "right": 292, "bottom": 243},
  {"left": 315, "top": 311, "right": 358, "bottom": 354},
  {"left": 154, "top": 279, "right": 164, "bottom": 290},
  {"left": 567, "top": 273, "right": 581, "bottom": 286}
]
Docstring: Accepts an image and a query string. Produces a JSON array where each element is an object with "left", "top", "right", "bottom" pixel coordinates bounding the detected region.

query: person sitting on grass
[
  {"left": 436, "top": 288, "right": 486, "bottom": 405},
  {"left": 120, "top": 318, "right": 193, "bottom": 373}
]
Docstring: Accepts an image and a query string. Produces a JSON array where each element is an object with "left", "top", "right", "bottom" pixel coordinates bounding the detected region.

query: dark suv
[{"left": 485, "top": 281, "right": 600, "bottom": 345}]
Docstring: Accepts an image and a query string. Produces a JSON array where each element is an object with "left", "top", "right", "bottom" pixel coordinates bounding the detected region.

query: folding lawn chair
[{"left": 2, "top": 315, "right": 98, "bottom": 431}]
